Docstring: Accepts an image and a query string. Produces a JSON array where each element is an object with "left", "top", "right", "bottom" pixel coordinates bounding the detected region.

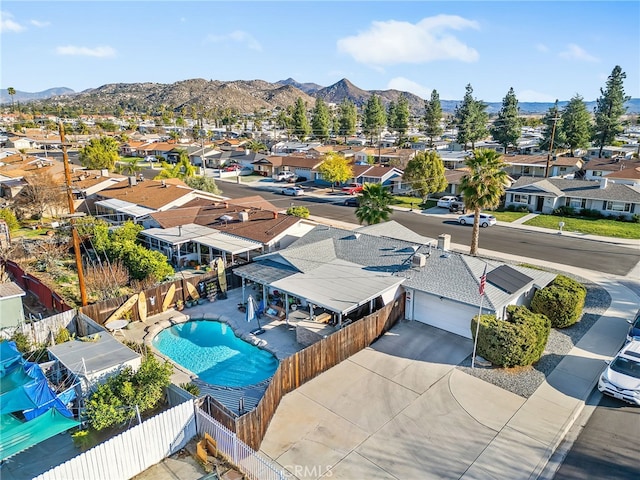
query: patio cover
[
  {"left": 195, "top": 231, "right": 262, "bottom": 255},
  {"left": 141, "top": 223, "right": 214, "bottom": 245},
  {"left": 95, "top": 198, "right": 156, "bottom": 218},
  {"left": 271, "top": 258, "right": 404, "bottom": 315},
  {"left": 0, "top": 408, "right": 79, "bottom": 461}
]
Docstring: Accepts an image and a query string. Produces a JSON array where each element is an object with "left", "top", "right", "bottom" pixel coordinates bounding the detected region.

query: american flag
[{"left": 479, "top": 265, "right": 487, "bottom": 296}]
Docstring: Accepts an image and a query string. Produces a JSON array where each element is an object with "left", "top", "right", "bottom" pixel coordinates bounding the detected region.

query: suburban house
[
  {"left": 91, "top": 177, "right": 224, "bottom": 224},
  {"left": 214, "top": 138, "right": 247, "bottom": 151},
  {"left": 585, "top": 145, "right": 638, "bottom": 160},
  {"left": 251, "top": 155, "right": 324, "bottom": 179},
  {"left": 0, "top": 282, "right": 26, "bottom": 329},
  {"left": 0, "top": 154, "right": 64, "bottom": 202},
  {"left": 69, "top": 169, "right": 127, "bottom": 213},
  {"left": 136, "top": 142, "right": 180, "bottom": 160},
  {"left": 6, "top": 136, "right": 39, "bottom": 150},
  {"left": 581, "top": 157, "right": 640, "bottom": 181},
  {"left": 441, "top": 169, "right": 469, "bottom": 196},
  {"left": 345, "top": 165, "right": 404, "bottom": 192},
  {"left": 139, "top": 196, "right": 317, "bottom": 267},
  {"left": 271, "top": 141, "right": 322, "bottom": 156},
  {"left": 233, "top": 222, "right": 556, "bottom": 337},
  {"left": 505, "top": 176, "right": 640, "bottom": 218},
  {"left": 602, "top": 166, "right": 640, "bottom": 186},
  {"left": 205, "top": 150, "right": 267, "bottom": 170},
  {"left": 502, "top": 154, "right": 584, "bottom": 179},
  {"left": 352, "top": 147, "right": 416, "bottom": 168}
]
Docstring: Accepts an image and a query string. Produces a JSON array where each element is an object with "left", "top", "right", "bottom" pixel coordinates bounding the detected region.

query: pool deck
[{"left": 117, "top": 287, "right": 314, "bottom": 387}]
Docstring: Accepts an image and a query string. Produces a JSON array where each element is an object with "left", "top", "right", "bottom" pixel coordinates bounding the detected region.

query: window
[
  {"left": 523, "top": 166, "right": 531, "bottom": 175},
  {"left": 512, "top": 194, "right": 528, "bottom": 204},
  {"left": 592, "top": 171, "right": 602, "bottom": 177},
  {"left": 567, "top": 197, "right": 586, "bottom": 209},
  {"left": 605, "top": 201, "right": 631, "bottom": 213}
]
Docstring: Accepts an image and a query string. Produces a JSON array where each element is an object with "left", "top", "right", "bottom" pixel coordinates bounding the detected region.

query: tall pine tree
[
  {"left": 311, "top": 97, "right": 330, "bottom": 140},
  {"left": 593, "top": 65, "right": 630, "bottom": 158},
  {"left": 560, "top": 95, "right": 592, "bottom": 156},
  {"left": 490, "top": 87, "right": 522, "bottom": 153},
  {"left": 363, "top": 94, "right": 386, "bottom": 144},
  {"left": 454, "top": 84, "right": 488, "bottom": 150},
  {"left": 424, "top": 89, "right": 444, "bottom": 147},
  {"left": 291, "top": 97, "right": 310, "bottom": 139},
  {"left": 337, "top": 99, "right": 357, "bottom": 143}
]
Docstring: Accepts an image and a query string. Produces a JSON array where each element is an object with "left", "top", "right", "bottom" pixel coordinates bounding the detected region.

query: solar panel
[{"left": 486, "top": 265, "right": 533, "bottom": 294}]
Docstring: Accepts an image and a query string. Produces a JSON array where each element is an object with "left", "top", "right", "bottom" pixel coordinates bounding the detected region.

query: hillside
[{"left": 4, "top": 78, "right": 640, "bottom": 115}]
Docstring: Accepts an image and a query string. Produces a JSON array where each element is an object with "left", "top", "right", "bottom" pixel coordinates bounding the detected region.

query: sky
[{"left": 1, "top": 1, "right": 639, "bottom": 102}]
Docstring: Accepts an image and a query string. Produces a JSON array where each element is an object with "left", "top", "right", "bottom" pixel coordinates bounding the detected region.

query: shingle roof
[
  {"left": 97, "top": 179, "right": 194, "bottom": 209},
  {"left": 509, "top": 177, "right": 640, "bottom": 202},
  {"left": 0, "top": 282, "right": 26, "bottom": 299}
]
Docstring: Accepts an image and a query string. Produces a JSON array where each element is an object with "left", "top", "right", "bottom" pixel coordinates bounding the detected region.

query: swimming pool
[{"left": 152, "top": 320, "right": 279, "bottom": 387}]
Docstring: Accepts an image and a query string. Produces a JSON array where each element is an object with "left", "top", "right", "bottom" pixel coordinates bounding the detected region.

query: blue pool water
[{"left": 152, "top": 320, "right": 278, "bottom": 387}]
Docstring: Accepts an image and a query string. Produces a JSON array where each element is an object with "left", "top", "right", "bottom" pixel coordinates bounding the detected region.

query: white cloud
[
  {"left": 0, "top": 11, "right": 25, "bottom": 33},
  {"left": 387, "top": 77, "right": 432, "bottom": 99},
  {"left": 206, "top": 30, "right": 262, "bottom": 52},
  {"left": 517, "top": 90, "right": 557, "bottom": 103},
  {"left": 535, "top": 43, "right": 548, "bottom": 53},
  {"left": 559, "top": 43, "right": 599, "bottom": 62},
  {"left": 30, "top": 19, "right": 50, "bottom": 28},
  {"left": 337, "top": 15, "right": 479, "bottom": 66},
  {"left": 56, "top": 45, "right": 117, "bottom": 58}
]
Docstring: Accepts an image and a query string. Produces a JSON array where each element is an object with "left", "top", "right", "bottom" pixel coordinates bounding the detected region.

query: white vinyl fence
[
  {"left": 196, "top": 408, "right": 286, "bottom": 480},
  {"left": 34, "top": 400, "right": 196, "bottom": 480}
]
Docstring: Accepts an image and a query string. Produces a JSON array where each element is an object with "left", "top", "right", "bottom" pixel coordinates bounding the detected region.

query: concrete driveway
[{"left": 260, "top": 321, "right": 526, "bottom": 479}]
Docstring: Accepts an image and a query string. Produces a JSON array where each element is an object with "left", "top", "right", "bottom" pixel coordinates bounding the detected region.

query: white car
[
  {"left": 282, "top": 186, "right": 304, "bottom": 196},
  {"left": 275, "top": 171, "right": 295, "bottom": 182},
  {"left": 598, "top": 340, "right": 640, "bottom": 405},
  {"left": 457, "top": 213, "right": 497, "bottom": 227},
  {"left": 437, "top": 196, "right": 459, "bottom": 208}
]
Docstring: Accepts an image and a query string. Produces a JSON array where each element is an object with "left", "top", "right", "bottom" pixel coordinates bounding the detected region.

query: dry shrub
[{"left": 85, "top": 259, "right": 130, "bottom": 301}]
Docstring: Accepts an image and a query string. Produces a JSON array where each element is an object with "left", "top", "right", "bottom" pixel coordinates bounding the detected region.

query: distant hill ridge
[{"left": 2, "top": 79, "right": 639, "bottom": 115}]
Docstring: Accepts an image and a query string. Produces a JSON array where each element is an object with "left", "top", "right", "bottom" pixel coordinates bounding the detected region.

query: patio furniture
[{"left": 105, "top": 319, "right": 128, "bottom": 337}]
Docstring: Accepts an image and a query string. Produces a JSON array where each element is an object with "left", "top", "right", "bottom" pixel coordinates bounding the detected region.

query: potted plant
[
  {"left": 185, "top": 299, "right": 194, "bottom": 308},
  {"left": 175, "top": 300, "right": 184, "bottom": 311}
]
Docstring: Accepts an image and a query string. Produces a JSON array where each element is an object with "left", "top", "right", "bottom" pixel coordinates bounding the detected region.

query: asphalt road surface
[
  {"left": 554, "top": 393, "right": 640, "bottom": 480},
  {"left": 218, "top": 181, "right": 640, "bottom": 277}
]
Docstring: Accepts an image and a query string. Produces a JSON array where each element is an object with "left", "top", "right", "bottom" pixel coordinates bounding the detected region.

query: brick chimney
[{"left": 273, "top": 211, "right": 278, "bottom": 219}]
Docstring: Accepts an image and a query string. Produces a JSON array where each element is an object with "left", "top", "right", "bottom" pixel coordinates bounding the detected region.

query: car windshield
[{"left": 610, "top": 356, "right": 640, "bottom": 379}]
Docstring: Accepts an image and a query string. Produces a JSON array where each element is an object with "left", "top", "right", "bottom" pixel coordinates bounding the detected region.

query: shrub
[
  {"left": 54, "top": 327, "right": 71, "bottom": 344},
  {"left": 553, "top": 206, "right": 575, "bottom": 216},
  {"left": 286, "top": 206, "right": 310, "bottom": 218},
  {"left": 471, "top": 306, "right": 551, "bottom": 368},
  {"left": 530, "top": 275, "right": 586, "bottom": 328},
  {"left": 180, "top": 382, "right": 201, "bottom": 397},
  {"left": 631, "top": 214, "right": 640, "bottom": 224},
  {"left": 10, "top": 331, "right": 31, "bottom": 353},
  {"left": 0, "top": 208, "right": 19, "bottom": 230},
  {"left": 579, "top": 208, "right": 603, "bottom": 219}
]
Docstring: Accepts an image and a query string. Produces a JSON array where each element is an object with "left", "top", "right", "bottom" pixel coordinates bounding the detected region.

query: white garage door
[{"left": 412, "top": 292, "right": 477, "bottom": 339}]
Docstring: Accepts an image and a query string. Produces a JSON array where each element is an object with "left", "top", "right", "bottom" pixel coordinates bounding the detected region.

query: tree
[
  {"left": 79, "top": 136, "right": 120, "bottom": 170},
  {"left": 454, "top": 84, "right": 489, "bottom": 150},
  {"left": 402, "top": 150, "right": 448, "bottom": 199},
  {"left": 0, "top": 208, "right": 19, "bottom": 230},
  {"left": 184, "top": 176, "right": 220, "bottom": 194},
  {"left": 15, "top": 170, "right": 66, "bottom": 219},
  {"left": 392, "top": 95, "right": 410, "bottom": 140},
  {"left": 117, "top": 157, "right": 142, "bottom": 176},
  {"left": 154, "top": 150, "right": 196, "bottom": 180},
  {"left": 560, "top": 95, "right": 592, "bottom": 156},
  {"left": 593, "top": 65, "right": 630, "bottom": 158},
  {"left": 490, "top": 87, "right": 522, "bottom": 153},
  {"left": 355, "top": 183, "right": 393, "bottom": 225},
  {"left": 387, "top": 101, "right": 397, "bottom": 129},
  {"left": 424, "top": 89, "right": 444, "bottom": 147},
  {"left": 7, "top": 87, "right": 16, "bottom": 111},
  {"left": 540, "top": 101, "right": 566, "bottom": 152},
  {"left": 310, "top": 98, "right": 330, "bottom": 141},
  {"left": 363, "top": 94, "right": 386, "bottom": 143},
  {"left": 317, "top": 152, "right": 353, "bottom": 191},
  {"left": 245, "top": 139, "right": 267, "bottom": 153},
  {"left": 286, "top": 206, "right": 310, "bottom": 218},
  {"left": 337, "top": 99, "right": 357, "bottom": 143},
  {"left": 291, "top": 97, "right": 310, "bottom": 139},
  {"left": 459, "top": 149, "right": 509, "bottom": 256}
]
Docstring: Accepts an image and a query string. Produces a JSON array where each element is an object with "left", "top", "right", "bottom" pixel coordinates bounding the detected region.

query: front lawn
[
  {"left": 524, "top": 215, "right": 640, "bottom": 239},
  {"left": 491, "top": 211, "right": 530, "bottom": 223},
  {"left": 391, "top": 196, "right": 435, "bottom": 209}
]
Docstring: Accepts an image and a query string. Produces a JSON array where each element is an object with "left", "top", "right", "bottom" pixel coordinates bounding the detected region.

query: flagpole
[{"left": 471, "top": 294, "right": 484, "bottom": 369}]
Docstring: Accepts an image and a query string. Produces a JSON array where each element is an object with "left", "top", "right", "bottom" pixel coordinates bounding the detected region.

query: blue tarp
[{"left": 0, "top": 341, "right": 22, "bottom": 376}]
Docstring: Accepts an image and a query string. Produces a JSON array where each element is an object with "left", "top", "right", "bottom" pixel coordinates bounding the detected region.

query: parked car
[
  {"left": 437, "top": 196, "right": 459, "bottom": 208},
  {"left": 342, "top": 183, "right": 364, "bottom": 195},
  {"left": 449, "top": 200, "right": 465, "bottom": 213},
  {"left": 627, "top": 311, "right": 640, "bottom": 343},
  {"left": 343, "top": 197, "right": 360, "bottom": 207},
  {"left": 275, "top": 171, "right": 295, "bottom": 182},
  {"left": 224, "top": 164, "right": 241, "bottom": 172},
  {"left": 286, "top": 175, "right": 299, "bottom": 183},
  {"left": 457, "top": 213, "right": 497, "bottom": 227},
  {"left": 282, "top": 186, "right": 305, "bottom": 196},
  {"left": 597, "top": 340, "right": 640, "bottom": 405}
]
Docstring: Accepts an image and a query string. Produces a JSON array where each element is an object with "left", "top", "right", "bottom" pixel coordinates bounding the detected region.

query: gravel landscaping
[{"left": 457, "top": 274, "right": 611, "bottom": 398}]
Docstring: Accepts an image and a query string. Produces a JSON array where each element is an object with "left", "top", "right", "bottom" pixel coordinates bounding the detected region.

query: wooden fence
[
  {"left": 3, "top": 260, "right": 71, "bottom": 313},
  {"left": 79, "top": 271, "right": 218, "bottom": 325},
  {"left": 203, "top": 295, "right": 405, "bottom": 450},
  {"left": 35, "top": 400, "right": 197, "bottom": 480}
]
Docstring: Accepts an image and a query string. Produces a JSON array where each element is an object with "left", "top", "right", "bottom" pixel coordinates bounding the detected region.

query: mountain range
[{"left": 2, "top": 79, "right": 639, "bottom": 115}]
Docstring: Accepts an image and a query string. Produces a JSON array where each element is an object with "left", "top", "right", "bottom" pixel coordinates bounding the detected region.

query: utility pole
[
  {"left": 59, "top": 121, "right": 88, "bottom": 306},
  {"left": 544, "top": 116, "right": 559, "bottom": 178}
]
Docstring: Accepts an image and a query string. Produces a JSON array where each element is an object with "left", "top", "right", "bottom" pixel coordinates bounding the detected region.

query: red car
[
  {"left": 224, "top": 164, "right": 241, "bottom": 172},
  {"left": 342, "top": 183, "right": 364, "bottom": 195}
]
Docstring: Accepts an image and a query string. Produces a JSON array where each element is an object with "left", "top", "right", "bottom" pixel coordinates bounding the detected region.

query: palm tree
[
  {"left": 246, "top": 139, "right": 267, "bottom": 153},
  {"left": 117, "top": 157, "right": 142, "bottom": 175},
  {"left": 355, "top": 183, "right": 393, "bottom": 225},
  {"left": 7, "top": 87, "right": 16, "bottom": 111},
  {"left": 154, "top": 150, "right": 196, "bottom": 180},
  {"left": 459, "top": 149, "right": 510, "bottom": 256}
]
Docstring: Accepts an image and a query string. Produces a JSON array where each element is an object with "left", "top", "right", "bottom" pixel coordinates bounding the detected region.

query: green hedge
[
  {"left": 530, "top": 275, "right": 586, "bottom": 328},
  {"left": 471, "top": 305, "right": 551, "bottom": 368}
]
